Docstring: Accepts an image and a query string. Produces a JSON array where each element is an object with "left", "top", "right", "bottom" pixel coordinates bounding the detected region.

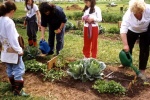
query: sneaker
[
  {"left": 118, "top": 65, "right": 126, "bottom": 68},
  {"left": 137, "top": 73, "right": 147, "bottom": 81}
]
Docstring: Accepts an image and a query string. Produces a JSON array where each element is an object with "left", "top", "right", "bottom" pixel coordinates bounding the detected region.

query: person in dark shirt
[{"left": 39, "top": 2, "right": 67, "bottom": 55}]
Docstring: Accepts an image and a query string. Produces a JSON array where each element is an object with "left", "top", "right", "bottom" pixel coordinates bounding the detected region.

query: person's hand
[
  {"left": 55, "top": 28, "right": 61, "bottom": 34},
  {"left": 23, "top": 20, "right": 27, "bottom": 27},
  {"left": 123, "top": 45, "right": 129, "bottom": 52},
  {"left": 86, "top": 18, "right": 94, "bottom": 23},
  {"left": 41, "top": 36, "right": 45, "bottom": 41},
  {"left": 19, "top": 52, "right": 24, "bottom": 56},
  {"left": 38, "top": 24, "right": 41, "bottom": 31}
]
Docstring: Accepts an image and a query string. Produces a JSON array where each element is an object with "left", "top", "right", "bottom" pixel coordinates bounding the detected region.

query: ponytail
[
  {"left": 0, "top": 4, "right": 6, "bottom": 16},
  {"left": 0, "top": 1, "right": 17, "bottom": 16}
]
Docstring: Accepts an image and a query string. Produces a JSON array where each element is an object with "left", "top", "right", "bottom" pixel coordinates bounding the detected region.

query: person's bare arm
[
  {"left": 41, "top": 26, "right": 46, "bottom": 40},
  {"left": 120, "top": 33, "right": 129, "bottom": 52}
]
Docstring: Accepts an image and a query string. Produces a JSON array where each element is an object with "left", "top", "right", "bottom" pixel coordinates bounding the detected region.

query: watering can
[{"left": 119, "top": 50, "right": 140, "bottom": 75}]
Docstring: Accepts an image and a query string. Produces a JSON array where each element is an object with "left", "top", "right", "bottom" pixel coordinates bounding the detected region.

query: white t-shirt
[
  {"left": 120, "top": 4, "right": 150, "bottom": 33},
  {"left": 25, "top": 4, "right": 39, "bottom": 18},
  {"left": 82, "top": 6, "right": 102, "bottom": 27}
]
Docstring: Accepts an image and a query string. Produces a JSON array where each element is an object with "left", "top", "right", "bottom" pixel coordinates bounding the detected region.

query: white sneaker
[{"left": 138, "top": 73, "right": 147, "bottom": 81}]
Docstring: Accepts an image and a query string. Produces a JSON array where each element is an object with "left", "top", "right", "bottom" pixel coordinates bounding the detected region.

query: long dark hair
[
  {"left": 0, "top": 1, "right": 17, "bottom": 16},
  {"left": 39, "top": 2, "right": 56, "bottom": 15},
  {"left": 25, "top": 0, "right": 34, "bottom": 10},
  {"left": 82, "top": 0, "right": 96, "bottom": 14}
]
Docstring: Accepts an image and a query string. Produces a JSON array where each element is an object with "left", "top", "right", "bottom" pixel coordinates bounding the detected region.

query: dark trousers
[
  {"left": 26, "top": 15, "right": 38, "bottom": 41},
  {"left": 127, "top": 30, "right": 149, "bottom": 70},
  {"left": 48, "top": 27, "right": 65, "bottom": 54}
]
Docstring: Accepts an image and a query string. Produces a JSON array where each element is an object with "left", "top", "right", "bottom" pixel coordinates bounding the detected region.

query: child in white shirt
[
  {"left": 82, "top": 0, "right": 102, "bottom": 58},
  {"left": 0, "top": 1, "right": 28, "bottom": 96}
]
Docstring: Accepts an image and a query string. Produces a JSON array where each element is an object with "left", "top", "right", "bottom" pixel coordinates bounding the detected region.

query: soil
[
  {"left": 0, "top": 62, "right": 150, "bottom": 100},
  {"left": 66, "top": 4, "right": 82, "bottom": 10}
]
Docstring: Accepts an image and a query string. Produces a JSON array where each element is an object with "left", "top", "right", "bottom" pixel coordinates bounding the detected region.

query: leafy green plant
[
  {"left": 74, "top": 30, "right": 83, "bottom": 35},
  {"left": 93, "top": 80, "right": 126, "bottom": 95},
  {"left": 23, "top": 46, "right": 42, "bottom": 61},
  {"left": 67, "top": 58, "right": 106, "bottom": 81},
  {"left": 73, "top": 12, "right": 83, "bottom": 20},
  {"left": 43, "top": 69, "right": 66, "bottom": 82},
  {"left": 65, "top": 21, "right": 74, "bottom": 31},
  {"left": 67, "top": 60, "right": 84, "bottom": 79},
  {"left": 13, "top": 16, "right": 26, "bottom": 24},
  {"left": 24, "top": 59, "right": 47, "bottom": 72},
  {"left": 102, "top": 12, "right": 123, "bottom": 23},
  {"left": 16, "top": 24, "right": 26, "bottom": 29},
  {"left": 107, "top": 27, "right": 120, "bottom": 34},
  {"left": 99, "top": 25, "right": 106, "bottom": 34}
]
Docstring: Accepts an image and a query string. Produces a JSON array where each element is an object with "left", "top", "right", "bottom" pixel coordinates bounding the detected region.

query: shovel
[{"left": 119, "top": 50, "right": 140, "bottom": 75}]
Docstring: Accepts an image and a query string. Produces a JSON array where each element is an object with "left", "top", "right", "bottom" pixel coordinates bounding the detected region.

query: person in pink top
[{"left": 82, "top": 0, "right": 102, "bottom": 59}]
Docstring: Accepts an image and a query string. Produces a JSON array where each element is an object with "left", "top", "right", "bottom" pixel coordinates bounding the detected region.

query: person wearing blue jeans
[
  {"left": 39, "top": 2, "right": 67, "bottom": 55},
  {"left": 0, "top": 1, "right": 28, "bottom": 96},
  {"left": 48, "top": 27, "right": 65, "bottom": 55}
]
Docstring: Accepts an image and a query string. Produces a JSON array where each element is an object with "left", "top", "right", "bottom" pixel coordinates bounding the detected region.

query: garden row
[
  {"left": 13, "top": 11, "right": 122, "bottom": 34},
  {"left": 23, "top": 46, "right": 126, "bottom": 95}
]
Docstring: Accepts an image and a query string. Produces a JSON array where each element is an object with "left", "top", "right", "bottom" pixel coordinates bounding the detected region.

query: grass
[
  {"left": 1, "top": 1, "right": 150, "bottom": 99},
  {"left": 0, "top": 82, "right": 46, "bottom": 100}
]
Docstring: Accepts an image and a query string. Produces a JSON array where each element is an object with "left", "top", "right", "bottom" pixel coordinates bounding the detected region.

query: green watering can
[{"left": 119, "top": 50, "right": 140, "bottom": 75}]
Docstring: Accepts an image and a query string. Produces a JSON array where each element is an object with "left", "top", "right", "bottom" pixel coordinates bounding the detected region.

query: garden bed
[{"left": 0, "top": 62, "right": 150, "bottom": 99}]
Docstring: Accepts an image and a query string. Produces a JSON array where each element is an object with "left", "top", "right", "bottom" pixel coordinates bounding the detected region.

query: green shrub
[
  {"left": 65, "top": 21, "right": 74, "bottom": 31},
  {"left": 73, "top": 12, "right": 83, "bottom": 20},
  {"left": 74, "top": 30, "right": 83, "bottom": 35},
  {"left": 13, "top": 16, "right": 26, "bottom": 24},
  {"left": 102, "top": 12, "right": 123, "bottom": 23},
  {"left": 107, "top": 27, "right": 120, "bottom": 34},
  {"left": 66, "top": 12, "right": 83, "bottom": 20}
]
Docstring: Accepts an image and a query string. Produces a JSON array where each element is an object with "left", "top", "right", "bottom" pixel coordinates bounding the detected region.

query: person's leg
[
  {"left": 48, "top": 29, "right": 55, "bottom": 55},
  {"left": 139, "top": 32, "right": 149, "bottom": 71},
  {"left": 83, "top": 27, "right": 91, "bottom": 58},
  {"left": 91, "top": 27, "right": 99, "bottom": 58},
  {"left": 27, "top": 22, "right": 33, "bottom": 46},
  {"left": 31, "top": 22, "right": 38, "bottom": 47},
  {"left": 6, "top": 64, "right": 15, "bottom": 91},
  {"left": 12, "top": 57, "right": 28, "bottom": 96},
  {"left": 56, "top": 27, "right": 65, "bottom": 55},
  {"left": 126, "top": 30, "right": 139, "bottom": 54}
]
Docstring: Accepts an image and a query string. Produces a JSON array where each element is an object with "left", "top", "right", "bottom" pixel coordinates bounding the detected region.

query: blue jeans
[
  {"left": 48, "top": 27, "right": 65, "bottom": 55},
  {"left": 6, "top": 56, "right": 25, "bottom": 80}
]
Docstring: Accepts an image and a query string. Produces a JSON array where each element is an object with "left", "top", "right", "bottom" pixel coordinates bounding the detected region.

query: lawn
[{"left": 0, "top": 1, "right": 150, "bottom": 100}]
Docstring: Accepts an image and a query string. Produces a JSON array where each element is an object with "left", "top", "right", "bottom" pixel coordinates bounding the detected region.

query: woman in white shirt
[
  {"left": 24, "top": 0, "right": 41, "bottom": 46},
  {"left": 82, "top": 0, "right": 102, "bottom": 58},
  {"left": 0, "top": 1, "right": 28, "bottom": 96},
  {"left": 120, "top": 0, "right": 150, "bottom": 80}
]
